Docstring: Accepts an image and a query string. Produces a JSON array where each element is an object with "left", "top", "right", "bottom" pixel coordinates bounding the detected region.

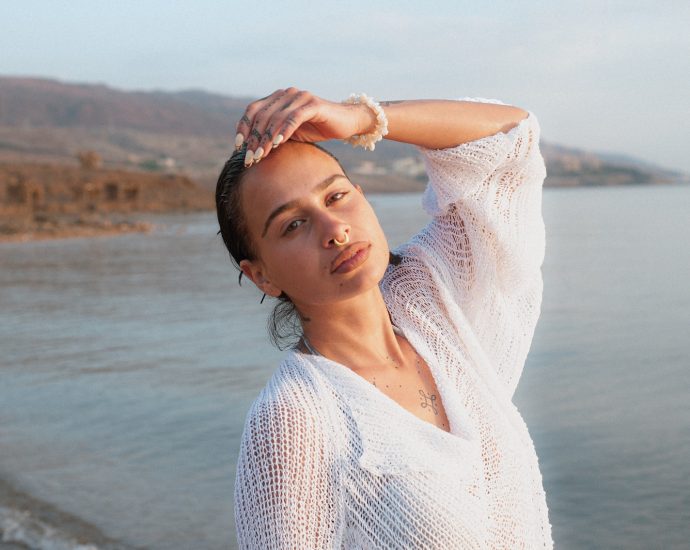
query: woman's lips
[{"left": 331, "top": 243, "right": 371, "bottom": 274}]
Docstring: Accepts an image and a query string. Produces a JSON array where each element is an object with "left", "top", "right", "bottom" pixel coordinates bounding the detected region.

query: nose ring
[{"left": 333, "top": 232, "right": 350, "bottom": 247}]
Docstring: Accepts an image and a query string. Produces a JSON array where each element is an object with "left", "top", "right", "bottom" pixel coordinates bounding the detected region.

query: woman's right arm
[{"left": 234, "top": 399, "right": 345, "bottom": 548}]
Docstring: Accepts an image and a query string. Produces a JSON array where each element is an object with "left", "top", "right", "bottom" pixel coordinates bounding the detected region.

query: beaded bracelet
[{"left": 341, "top": 92, "right": 389, "bottom": 151}]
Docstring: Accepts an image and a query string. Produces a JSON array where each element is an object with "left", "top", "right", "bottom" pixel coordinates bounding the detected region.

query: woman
[{"left": 217, "top": 88, "right": 553, "bottom": 548}]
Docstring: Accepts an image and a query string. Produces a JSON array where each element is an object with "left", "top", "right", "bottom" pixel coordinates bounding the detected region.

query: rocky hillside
[{"left": 0, "top": 76, "right": 687, "bottom": 191}]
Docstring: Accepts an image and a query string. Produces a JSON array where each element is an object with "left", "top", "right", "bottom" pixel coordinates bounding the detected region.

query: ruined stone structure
[
  {"left": 77, "top": 150, "right": 103, "bottom": 170},
  {"left": 0, "top": 162, "right": 212, "bottom": 234}
]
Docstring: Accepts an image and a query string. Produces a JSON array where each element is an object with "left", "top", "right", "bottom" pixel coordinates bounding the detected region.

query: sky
[{"left": 2, "top": 0, "right": 689, "bottom": 172}]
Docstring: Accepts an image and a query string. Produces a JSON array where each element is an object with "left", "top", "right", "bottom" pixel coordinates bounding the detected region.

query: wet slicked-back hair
[{"left": 215, "top": 141, "right": 401, "bottom": 350}]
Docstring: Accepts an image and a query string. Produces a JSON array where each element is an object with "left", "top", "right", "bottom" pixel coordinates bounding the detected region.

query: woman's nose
[{"left": 320, "top": 215, "right": 350, "bottom": 248}]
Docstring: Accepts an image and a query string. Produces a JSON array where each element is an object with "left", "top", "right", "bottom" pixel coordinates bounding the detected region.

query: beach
[{"left": 0, "top": 477, "right": 134, "bottom": 549}]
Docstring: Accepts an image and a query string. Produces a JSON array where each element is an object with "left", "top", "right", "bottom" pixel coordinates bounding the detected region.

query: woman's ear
[
  {"left": 354, "top": 183, "right": 364, "bottom": 195},
  {"left": 239, "top": 259, "right": 282, "bottom": 297}
]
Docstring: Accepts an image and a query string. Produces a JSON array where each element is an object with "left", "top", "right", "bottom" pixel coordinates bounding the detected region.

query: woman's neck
[{"left": 296, "top": 286, "right": 406, "bottom": 371}]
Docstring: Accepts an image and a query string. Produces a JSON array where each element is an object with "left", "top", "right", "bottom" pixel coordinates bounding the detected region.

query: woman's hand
[{"left": 234, "top": 87, "right": 375, "bottom": 166}]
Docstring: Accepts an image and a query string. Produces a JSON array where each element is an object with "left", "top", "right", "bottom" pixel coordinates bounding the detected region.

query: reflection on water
[{"left": 1, "top": 187, "right": 689, "bottom": 549}]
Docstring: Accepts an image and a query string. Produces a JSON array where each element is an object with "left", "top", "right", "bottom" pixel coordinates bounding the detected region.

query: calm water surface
[{"left": 0, "top": 185, "right": 688, "bottom": 549}]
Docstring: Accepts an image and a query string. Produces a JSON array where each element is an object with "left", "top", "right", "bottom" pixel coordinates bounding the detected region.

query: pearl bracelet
[{"left": 341, "top": 92, "right": 389, "bottom": 151}]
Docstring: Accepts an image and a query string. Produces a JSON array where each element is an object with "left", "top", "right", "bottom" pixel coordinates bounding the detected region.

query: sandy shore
[
  {"left": 0, "top": 477, "right": 136, "bottom": 550},
  {"left": 0, "top": 221, "right": 154, "bottom": 244}
]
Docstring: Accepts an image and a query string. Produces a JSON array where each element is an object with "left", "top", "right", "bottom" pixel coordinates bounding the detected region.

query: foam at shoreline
[{"left": 0, "top": 477, "right": 135, "bottom": 550}]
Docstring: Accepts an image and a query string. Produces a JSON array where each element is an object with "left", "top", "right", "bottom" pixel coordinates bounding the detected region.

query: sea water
[{"left": 0, "top": 185, "right": 688, "bottom": 549}]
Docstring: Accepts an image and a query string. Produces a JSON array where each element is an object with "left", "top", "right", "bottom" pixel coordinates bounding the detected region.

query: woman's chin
[
  {"left": 288, "top": 250, "right": 389, "bottom": 306},
  {"left": 295, "top": 270, "right": 385, "bottom": 307}
]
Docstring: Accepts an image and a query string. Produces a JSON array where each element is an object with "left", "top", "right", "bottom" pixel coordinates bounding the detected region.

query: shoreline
[
  {"left": 3, "top": 180, "right": 688, "bottom": 246},
  {"left": 0, "top": 476, "right": 136, "bottom": 550},
  {"left": 0, "top": 221, "right": 154, "bottom": 244}
]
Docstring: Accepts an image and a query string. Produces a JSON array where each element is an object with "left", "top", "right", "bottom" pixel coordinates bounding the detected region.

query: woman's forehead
[
  {"left": 246, "top": 143, "right": 342, "bottom": 193},
  {"left": 240, "top": 143, "right": 346, "bottom": 230}
]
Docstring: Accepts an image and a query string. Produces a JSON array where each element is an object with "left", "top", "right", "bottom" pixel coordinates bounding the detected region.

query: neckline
[
  {"left": 292, "top": 325, "right": 464, "bottom": 442},
  {"left": 300, "top": 324, "right": 405, "bottom": 357}
]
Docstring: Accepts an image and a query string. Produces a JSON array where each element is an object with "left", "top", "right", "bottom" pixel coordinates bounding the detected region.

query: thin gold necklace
[
  {"left": 301, "top": 328, "right": 446, "bottom": 426},
  {"left": 300, "top": 325, "right": 423, "bottom": 385},
  {"left": 301, "top": 324, "right": 404, "bottom": 358}
]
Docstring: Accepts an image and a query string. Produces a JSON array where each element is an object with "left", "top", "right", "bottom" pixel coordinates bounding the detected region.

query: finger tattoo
[
  {"left": 250, "top": 128, "right": 262, "bottom": 140},
  {"left": 240, "top": 114, "right": 251, "bottom": 125}
]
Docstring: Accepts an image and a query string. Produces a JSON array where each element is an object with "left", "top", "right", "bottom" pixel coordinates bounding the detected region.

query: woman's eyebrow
[{"left": 261, "top": 174, "right": 348, "bottom": 238}]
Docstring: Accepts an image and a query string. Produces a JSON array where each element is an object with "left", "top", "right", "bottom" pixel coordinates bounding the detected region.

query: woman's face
[{"left": 238, "top": 141, "right": 390, "bottom": 308}]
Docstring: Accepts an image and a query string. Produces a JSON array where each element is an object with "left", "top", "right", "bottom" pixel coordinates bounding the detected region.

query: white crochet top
[{"left": 233, "top": 98, "right": 553, "bottom": 549}]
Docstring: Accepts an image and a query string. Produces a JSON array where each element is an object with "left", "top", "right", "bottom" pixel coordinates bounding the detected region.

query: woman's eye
[
  {"left": 327, "top": 191, "right": 347, "bottom": 205},
  {"left": 284, "top": 219, "right": 303, "bottom": 234}
]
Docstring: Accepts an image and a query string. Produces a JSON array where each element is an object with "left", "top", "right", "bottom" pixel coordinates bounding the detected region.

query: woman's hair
[{"left": 216, "top": 141, "right": 401, "bottom": 350}]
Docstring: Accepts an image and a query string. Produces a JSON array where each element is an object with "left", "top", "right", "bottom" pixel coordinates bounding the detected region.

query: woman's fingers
[
  {"left": 234, "top": 89, "right": 285, "bottom": 154},
  {"left": 269, "top": 94, "right": 320, "bottom": 146},
  {"left": 244, "top": 89, "right": 298, "bottom": 163},
  {"left": 236, "top": 88, "right": 320, "bottom": 166},
  {"left": 247, "top": 88, "right": 312, "bottom": 164}
]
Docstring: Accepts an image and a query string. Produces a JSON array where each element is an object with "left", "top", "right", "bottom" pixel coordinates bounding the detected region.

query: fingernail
[
  {"left": 253, "top": 147, "right": 264, "bottom": 162},
  {"left": 235, "top": 133, "right": 244, "bottom": 151},
  {"left": 272, "top": 134, "right": 284, "bottom": 149},
  {"left": 244, "top": 149, "right": 254, "bottom": 167}
]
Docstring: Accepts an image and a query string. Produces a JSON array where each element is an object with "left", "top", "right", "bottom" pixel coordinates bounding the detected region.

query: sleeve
[
  {"left": 233, "top": 398, "right": 345, "bottom": 549},
  {"left": 413, "top": 97, "right": 547, "bottom": 396}
]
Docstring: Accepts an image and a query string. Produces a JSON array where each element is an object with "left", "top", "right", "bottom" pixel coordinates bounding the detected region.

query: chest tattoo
[{"left": 419, "top": 389, "right": 439, "bottom": 415}]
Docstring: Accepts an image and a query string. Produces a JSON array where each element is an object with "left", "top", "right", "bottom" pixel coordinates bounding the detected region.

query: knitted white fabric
[{"left": 233, "top": 98, "right": 553, "bottom": 549}]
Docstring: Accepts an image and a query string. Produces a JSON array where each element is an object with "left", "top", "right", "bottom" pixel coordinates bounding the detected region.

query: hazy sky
[{"left": 2, "top": 1, "right": 689, "bottom": 172}]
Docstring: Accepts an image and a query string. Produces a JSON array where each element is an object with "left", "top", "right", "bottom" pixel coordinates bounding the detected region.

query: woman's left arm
[
  {"left": 369, "top": 98, "right": 529, "bottom": 150},
  {"left": 234, "top": 88, "right": 528, "bottom": 164}
]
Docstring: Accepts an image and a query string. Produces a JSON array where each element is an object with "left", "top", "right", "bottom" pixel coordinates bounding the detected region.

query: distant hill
[
  {"left": 0, "top": 76, "right": 251, "bottom": 135},
  {"left": 0, "top": 76, "right": 687, "bottom": 191}
]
